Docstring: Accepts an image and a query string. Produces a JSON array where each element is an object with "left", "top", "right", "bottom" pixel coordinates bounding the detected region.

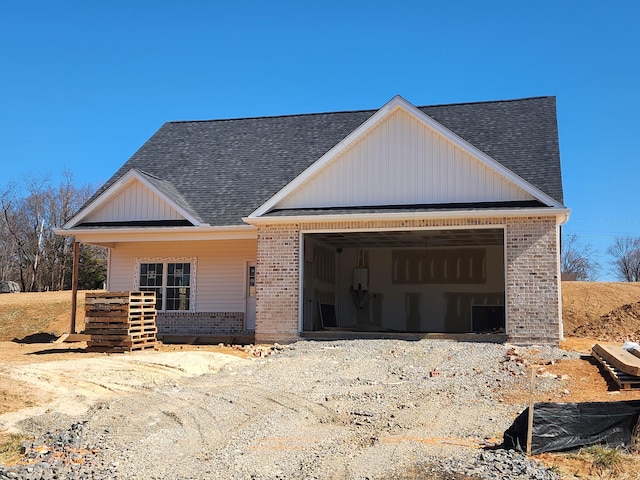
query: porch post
[{"left": 70, "top": 240, "right": 80, "bottom": 334}]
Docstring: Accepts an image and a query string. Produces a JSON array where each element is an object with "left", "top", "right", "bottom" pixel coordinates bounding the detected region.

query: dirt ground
[
  {"left": 2, "top": 283, "right": 640, "bottom": 478},
  {"left": 562, "top": 281, "right": 640, "bottom": 336},
  {"left": 0, "top": 290, "right": 250, "bottom": 421},
  {"left": 3, "top": 284, "right": 640, "bottom": 414}
]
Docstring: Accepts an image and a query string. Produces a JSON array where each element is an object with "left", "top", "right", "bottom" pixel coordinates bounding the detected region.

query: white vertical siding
[
  {"left": 88, "top": 180, "right": 184, "bottom": 222},
  {"left": 278, "top": 109, "right": 534, "bottom": 209},
  {"left": 108, "top": 239, "right": 257, "bottom": 312}
]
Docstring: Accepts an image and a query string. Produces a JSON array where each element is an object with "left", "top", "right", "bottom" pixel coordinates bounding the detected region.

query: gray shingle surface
[
  {"left": 79, "top": 96, "right": 564, "bottom": 227},
  {"left": 137, "top": 170, "right": 204, "bottom": 223}
]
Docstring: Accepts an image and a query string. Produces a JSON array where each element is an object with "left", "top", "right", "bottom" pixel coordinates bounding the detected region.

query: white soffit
[
  {"left": 63, "top": 169, "right": 201, "bottom": 228},
  {"left": 250, "top": 95, "right": 562, "bottom": 217}
]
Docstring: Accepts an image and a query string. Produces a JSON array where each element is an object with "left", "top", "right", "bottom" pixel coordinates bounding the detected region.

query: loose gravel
[{"left": 0, "top": 339, "right": 578, "bottom": 479}]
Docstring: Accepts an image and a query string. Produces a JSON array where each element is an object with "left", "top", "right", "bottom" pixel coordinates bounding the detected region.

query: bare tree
[
  {"left": 608, "top": 236, "right": 640, "bottom": 282},
  {"left": 0, "top": 173, "right": 100, "bottom": 291},
  {"left": 38, "top": 172, "right": 94, "bottom": 290},
  {"left": 0, "top": 183, "right": 36, "bottom": 291},
  {"left": 0, "top": 185, "right": 20, "bottom": 282},
  {"left": 561, "top": 233, "right": 600, "bottom": 281}
]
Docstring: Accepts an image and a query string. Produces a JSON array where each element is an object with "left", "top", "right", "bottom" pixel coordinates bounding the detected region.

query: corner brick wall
[
  {"left": 505, "top": 216, "right": 561, "bottom": 344},
  {"left": 254, "top": 216, "right": 562, "bottom": 345},
  {"left": 156, "top": 312, "right": 246, "bottom": 335},
  {"left": 255, "top": 225, "right": 301, "bottom": 343}
]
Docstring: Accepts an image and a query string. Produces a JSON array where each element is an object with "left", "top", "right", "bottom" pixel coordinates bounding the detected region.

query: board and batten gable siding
[
  {"left": 277, "top": 108, "right": 535, "bottom": 210},
  {"left": 107, "top": 239, "right": 257, "bottom": 312},
  {"left": 87, "top": 179, "right": 185, "bottom": 223}
]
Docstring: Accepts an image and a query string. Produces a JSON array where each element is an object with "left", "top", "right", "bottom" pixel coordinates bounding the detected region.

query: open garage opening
[{"left": 301, "top": 227, "right": 506, "bottom": 335}]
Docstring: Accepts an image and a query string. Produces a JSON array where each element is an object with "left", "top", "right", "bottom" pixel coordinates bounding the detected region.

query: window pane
[
  {"left": 167, "top": 286, "right": 190, "bottom": 311},
  {"left": 168, "top": 262, "right": 190, "bottom": 287},
  {"left": 140, "top": 263, "right": 163, "bottom": 287},
  {"left": 166, "top": 262, "right": 191, "bottom": 310}
]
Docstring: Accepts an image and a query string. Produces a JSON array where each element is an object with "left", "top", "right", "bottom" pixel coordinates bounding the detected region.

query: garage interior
[{"left": 301, "top": 228, "right": 506, "bottom": 335}]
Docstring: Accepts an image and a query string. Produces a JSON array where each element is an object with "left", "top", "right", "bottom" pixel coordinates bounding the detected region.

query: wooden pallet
[
  {"left": 84, "top": 291, "right": 158, "bottom": 353},
  {"left": 592, "top": 344, "right": 640, "bottom": 376},
  {"left": 592, "top": 348, "right": 640, "bottom": 390}
]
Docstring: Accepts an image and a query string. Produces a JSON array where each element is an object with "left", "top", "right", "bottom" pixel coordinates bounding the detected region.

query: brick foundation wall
[
  {"left": 254, "top": 215, "right": 562, "bottom": 345},
  {"left": 156, "top": 312, "right": 246, "bottom": 336}
]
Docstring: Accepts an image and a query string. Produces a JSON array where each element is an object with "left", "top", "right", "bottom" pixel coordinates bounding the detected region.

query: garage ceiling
[{"left": 307, "top": 228, "right": 504, "bottom": 248}]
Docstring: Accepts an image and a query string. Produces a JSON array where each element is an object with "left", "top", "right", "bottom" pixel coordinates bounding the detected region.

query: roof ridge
[
  {"left": 165, "top": 108, "right": 378, "bottom": 125},
  {"left": 419, "top": 96, "right": 554, "bottom": 109},
  {"left": 164, "top": 96, "right": 554, "bottom": 125}
]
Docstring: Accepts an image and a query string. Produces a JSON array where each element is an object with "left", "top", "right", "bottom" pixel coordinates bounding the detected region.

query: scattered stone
[{"left": 0, "top": 340, "right": 577, "bottom": 479}]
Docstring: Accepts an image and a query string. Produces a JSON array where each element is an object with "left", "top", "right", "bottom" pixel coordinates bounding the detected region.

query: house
[{"left": 58, "top": 95, "right": 570, "bottom": 344}]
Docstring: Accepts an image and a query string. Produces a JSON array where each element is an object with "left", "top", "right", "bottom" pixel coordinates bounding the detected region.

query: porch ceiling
[{"left": 308, "top": 228, "right": 504, "bottom": 249}]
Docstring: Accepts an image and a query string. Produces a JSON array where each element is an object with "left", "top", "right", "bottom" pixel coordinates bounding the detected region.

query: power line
[
  {"left": 568, "top": 217, "right": 640, "bottom": 225},
  {"left": 563, "top": 233, "right": 640, "bottom": 240}
]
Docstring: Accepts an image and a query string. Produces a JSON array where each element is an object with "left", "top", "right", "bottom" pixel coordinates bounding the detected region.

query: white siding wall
[
  {"left": 279, "top": 109, "right": 534, "bottom": 209},
  {"left": 89, "top": 180, "right": 184, "bottom": 222},
  {"left": 107, "top": 239, "right": 257, "bottom": 312}
]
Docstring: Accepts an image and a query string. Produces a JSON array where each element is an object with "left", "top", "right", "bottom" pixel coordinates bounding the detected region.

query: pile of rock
[
  {"left": 435, "top": 448, "right": 559, "bottom": 479},
  {"left": 0, "top": 422, "right": 117, "bottom": 480},
  {"left": 233, "top": 342, "right": 287, "bottom": 357}
]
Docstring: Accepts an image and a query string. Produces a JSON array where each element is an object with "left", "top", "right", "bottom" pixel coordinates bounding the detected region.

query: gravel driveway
[{"left": 1, "top": 339, "right": 578, "bottom": 479}]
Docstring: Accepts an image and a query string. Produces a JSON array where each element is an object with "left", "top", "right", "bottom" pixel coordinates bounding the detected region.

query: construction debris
[
  {"left": 592, "top": 343, "right": 640, "bottom": 390},
  {"left": 232, "top": 343, "right": 287, "bottom": 358}
]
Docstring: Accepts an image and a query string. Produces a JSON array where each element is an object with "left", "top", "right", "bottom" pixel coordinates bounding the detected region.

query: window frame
[{"left": 134, "top": 257, "right": 197, "bottom": 312}]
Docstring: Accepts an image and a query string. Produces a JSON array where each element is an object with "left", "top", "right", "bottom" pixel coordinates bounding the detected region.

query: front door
[{"left": 245, "top": 263, "right": 256, "bottom": 330}]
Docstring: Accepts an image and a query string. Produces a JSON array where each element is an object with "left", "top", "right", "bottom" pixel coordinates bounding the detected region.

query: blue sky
[{"left": 1, "top": 1, "right": 638, "bottom": 280}]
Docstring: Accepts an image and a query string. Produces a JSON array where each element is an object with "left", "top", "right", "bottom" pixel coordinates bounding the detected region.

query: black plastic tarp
[{"left": 503, "top": 400, "right": 640, "bottom": 454}]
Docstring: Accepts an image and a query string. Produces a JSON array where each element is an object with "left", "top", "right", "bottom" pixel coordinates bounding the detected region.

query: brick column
[
  {"left": 254, "top": 224, "right": 300, "bottom": 343},
  {"left": 506, "top": 216, "right": 562, "bottom": 344}
]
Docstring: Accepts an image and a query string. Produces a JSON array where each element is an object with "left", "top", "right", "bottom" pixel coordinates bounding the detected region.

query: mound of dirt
[
  {"left": 562, "top": 281, "right": 640, "bottom": 333},
  {"left": 572, "top": 301, "right": 640, "bottom": 342}
]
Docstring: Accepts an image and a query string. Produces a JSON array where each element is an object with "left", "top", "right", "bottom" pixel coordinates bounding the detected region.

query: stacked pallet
[
  {"left": 84, "top": 291, "right": 158, "bottom": 352},
  {"left": 592, "top": 343, "right": 640, "bottom": 390}
]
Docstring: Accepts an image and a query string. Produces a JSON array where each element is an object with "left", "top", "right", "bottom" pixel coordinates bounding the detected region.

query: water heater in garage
[{"left": 352, "top": 267, "right": 369, "bottom": 291}]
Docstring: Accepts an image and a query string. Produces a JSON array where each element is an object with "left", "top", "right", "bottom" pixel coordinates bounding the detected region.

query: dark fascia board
[
  {"left": 75, "top": 220, "right": 194, "bottom": 228},
  {"left": 264, "top": 200, "right": 549, "bottom": 217}
]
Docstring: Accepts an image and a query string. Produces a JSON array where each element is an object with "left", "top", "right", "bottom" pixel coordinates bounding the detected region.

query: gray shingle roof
[
  {"left": 137, "top": 169, "right": 204, "bottom": 223},
  {"left": 80, "top": 96, "right": 564, "bottom": 227}
]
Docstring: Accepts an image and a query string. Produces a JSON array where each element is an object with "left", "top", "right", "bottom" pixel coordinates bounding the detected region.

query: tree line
[
  {"left": 0, "top": 173, "right": 107, "bottom": 292},
  {"left": 562, "top": 233, "right": 640, "bottom": 281}
]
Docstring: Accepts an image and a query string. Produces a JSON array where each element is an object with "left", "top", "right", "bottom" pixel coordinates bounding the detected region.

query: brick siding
[
  {"left": 156, "top": 312, "right": 246, "bottom": 336},
  {"left": 255, "top": 225, "right": 301, "bottom": 343},
  {"left": 505, "top": 216, "right": 561, "bottom": 344},
  {"left": 254, "top": 216, "right": 562, "bottom": 345}
]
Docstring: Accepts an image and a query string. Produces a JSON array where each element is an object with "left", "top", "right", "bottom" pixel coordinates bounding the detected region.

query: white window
[{"left": 135, "top": 258, "right": 196, "bottom": 311}]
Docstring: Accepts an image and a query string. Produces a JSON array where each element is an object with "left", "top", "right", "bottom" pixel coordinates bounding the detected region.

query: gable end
[
  {"left": 63, "top": 169, "right": 202, "bottom": 229},
  {"left": 251, "top": 96, "right": 562, "bottom": 217}
]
